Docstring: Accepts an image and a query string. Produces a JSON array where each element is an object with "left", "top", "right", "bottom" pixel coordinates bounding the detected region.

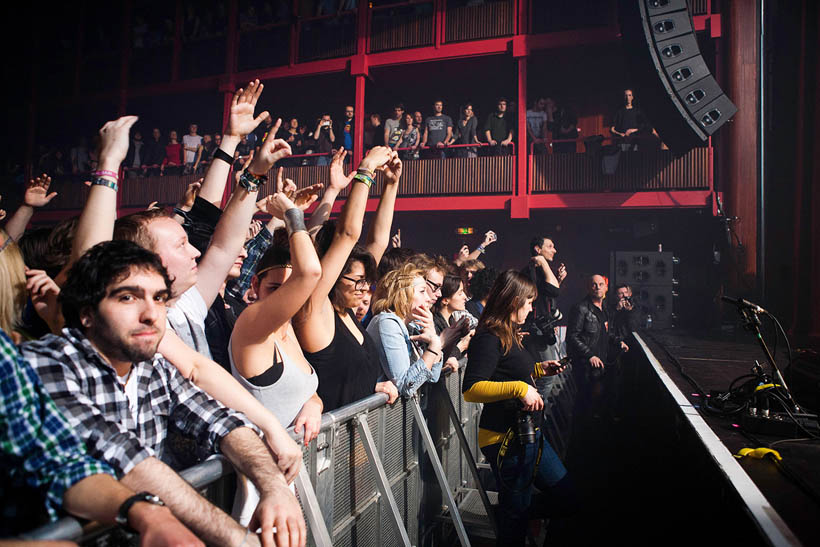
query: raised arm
[
  {"left": 306, "top": 148, "right": 353, "bottom": 235},
  {"left": 56, "top": 116, "right": 137, "bottom": 285},
  {"left": 465, "top": 230, "right": 497, "bottom": 261},
  {"left": 3, "top": 174, "right": 57, "bottom": 241},
  {"left": 197, "top": 80, "right": 269, "bottom": 206},
  {"left": 195, "top": 121, "right": 292, "bottom": 307},
  {"left": 364, "top": 151, "right": 401, "bottom": 265}
]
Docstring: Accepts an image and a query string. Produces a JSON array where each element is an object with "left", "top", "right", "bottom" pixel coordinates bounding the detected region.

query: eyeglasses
[
  {"left": 425, "top": 278, "right": 442, "bottom": 293},
  {"left": 341, "top": 275, "right": 369, "bottom": 290}
]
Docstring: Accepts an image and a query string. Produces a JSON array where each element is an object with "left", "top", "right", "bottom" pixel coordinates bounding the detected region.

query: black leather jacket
[{"left": 567, "top": 296, "right": 620, "bottom": 364}]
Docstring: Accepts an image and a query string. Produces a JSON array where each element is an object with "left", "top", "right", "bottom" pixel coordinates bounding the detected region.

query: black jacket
[{"left": 567, "top": 296, "right": 620, "bottom": 364}]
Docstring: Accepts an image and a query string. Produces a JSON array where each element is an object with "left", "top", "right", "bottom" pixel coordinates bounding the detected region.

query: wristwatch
[{"left": 116, "top": 491, "right": 165, "bottom": 532}]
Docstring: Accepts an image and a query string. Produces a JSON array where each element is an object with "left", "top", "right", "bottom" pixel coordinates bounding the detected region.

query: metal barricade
[{"left": 22, "top": 365, "right": 577, "bottom": 546}]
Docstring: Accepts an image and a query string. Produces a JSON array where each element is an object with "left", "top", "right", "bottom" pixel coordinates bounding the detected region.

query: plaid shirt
[
  {"left": 21, "top": 328, "right": 256, "bottom": 477},
  {"left": 1, "top": 330, "right": 114, "bottom": 533},
  {"left": 225, "top": 224, "right": 273, "bottom": 300}
]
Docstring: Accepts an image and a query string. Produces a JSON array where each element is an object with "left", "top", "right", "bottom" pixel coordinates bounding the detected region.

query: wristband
[
  {"left": 283, "top": 208, "right": 307, "bottom": 236},
  {"left": 116, "top": 491, "right": 164, "bottom": 533},
  {"left": 238, "top": 170, "right": 266, "bottom": 192},
  {"left": 91, "top": 177, "right": 118, "bottom": 192},
  {"left": 357, "top": 167, "right": 375, "bottom": 178},
  {"left": 426, "top": 348, "right": 440, "bottom": 357},
  {"left": 352, "top": 173, "right": 373, "bottom": 188},
  {"left": 213, "top": 147, "right": 234, "bottom": 165},
  {"left": 476, "top": 244, "right": 486, "bottom": 254},
  {"left": 92, "top": 169, "right": 119, "bottom": 180}
]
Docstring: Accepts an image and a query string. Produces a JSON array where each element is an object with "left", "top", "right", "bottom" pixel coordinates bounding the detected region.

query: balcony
[{"left": 38, "top": 146, "right": 712, "bottom": 220}]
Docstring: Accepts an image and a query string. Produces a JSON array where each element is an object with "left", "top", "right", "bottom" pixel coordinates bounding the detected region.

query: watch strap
[{"left": 116, "top": 491, "right": 164, "bottom": 533}]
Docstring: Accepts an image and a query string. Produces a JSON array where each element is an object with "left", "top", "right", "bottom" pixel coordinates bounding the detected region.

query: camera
[
  {"left": 515, "top": 411, "right": 537, "bottom": 445},
  {"left": 523, "top": 308, "right": 562, "bottom": 350}
]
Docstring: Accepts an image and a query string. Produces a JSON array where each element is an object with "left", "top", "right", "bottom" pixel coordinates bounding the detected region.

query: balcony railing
[
  {"left": 369, "top": 1, "right": 435, "bottom": 53},
  {"left": 445, "top": 0, "right": 515, "bottom": 43},
  {"left": 531, "top": 147, "right": 710, "bottom": 193},
  {"left": 40, "top": 147, "right": 710, "bottom": 213}
]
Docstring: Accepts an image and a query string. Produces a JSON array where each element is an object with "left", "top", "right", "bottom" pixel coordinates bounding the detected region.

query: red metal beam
[
  {"left": 234, "top": 57, "right": 349, "bottom": 83},
  {"left": 527, "top": 191, "right": 714, "bottom": 210},
  {"left": 353, "top": 75, "right": 366, "bottom": 166}
]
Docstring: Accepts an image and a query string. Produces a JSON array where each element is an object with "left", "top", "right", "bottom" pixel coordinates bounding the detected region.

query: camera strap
[{"left": 496, "top": 427, "right": 545, "bottom": 493}]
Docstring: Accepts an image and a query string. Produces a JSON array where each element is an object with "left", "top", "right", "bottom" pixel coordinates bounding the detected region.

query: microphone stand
[{"left": 738, "top": 306, "right": 801, "bottom": 412}]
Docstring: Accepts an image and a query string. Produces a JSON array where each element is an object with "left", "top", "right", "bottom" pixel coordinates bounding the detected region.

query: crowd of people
[{"left": 2, "top": 79, "right": 641, "bottom": 547}]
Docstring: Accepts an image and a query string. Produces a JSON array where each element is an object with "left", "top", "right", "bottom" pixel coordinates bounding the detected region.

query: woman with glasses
[
  {"left": 293, "top": 147, "right": 401, "bottom": 411},
  {"left": 366, "top": 263, "right": 443, "bottom": 397}
]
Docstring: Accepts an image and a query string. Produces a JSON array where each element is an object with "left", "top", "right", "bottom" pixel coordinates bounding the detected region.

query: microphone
[{"left": 721, "top": 296, "right": 767, "bottom": 314}]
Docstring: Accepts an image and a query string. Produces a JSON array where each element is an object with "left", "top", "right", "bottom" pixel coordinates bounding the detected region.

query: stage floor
[{"left": 642, "top": 329, "right": 820, "bottom": 546}]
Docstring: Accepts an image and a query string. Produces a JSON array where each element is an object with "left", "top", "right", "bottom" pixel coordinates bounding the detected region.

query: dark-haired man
[
  {"left": 420, "top": 100, "right": 453, "bottom": 159},
  {"left": 521, "top": 236, "right": 566, "bottom": 396},
  {"left": 22, "top": 240, "right": 306, "bottom": 547},
  {"left": 484, "top": 98, "right": 514, "bottom": 155}
]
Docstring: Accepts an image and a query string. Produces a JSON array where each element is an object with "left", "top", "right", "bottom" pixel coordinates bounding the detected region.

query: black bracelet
[
  {"left": 426, "top": 348, "right": 440, "bottom": 357},
  {"left": 284, "top": 208, "right": 307, "bottom": 236},
  {"left": 116, "top": 492, "right": 164, "bottom": 533},
  {"left": 213, "top": 147, "right": 233, "bottom": 165}
]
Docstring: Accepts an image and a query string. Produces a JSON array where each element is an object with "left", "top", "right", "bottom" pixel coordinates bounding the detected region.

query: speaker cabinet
[{"left": 619, "top": 0, "right": 737, "bottom": 151}]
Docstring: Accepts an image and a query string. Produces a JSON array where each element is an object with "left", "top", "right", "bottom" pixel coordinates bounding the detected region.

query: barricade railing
[{"left": 22, "top": 362, "right": 579, "bottom": 546}]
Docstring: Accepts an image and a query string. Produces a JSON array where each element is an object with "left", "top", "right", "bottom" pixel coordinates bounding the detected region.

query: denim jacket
[{"left": 366, "top": 311, "right": 443, "bottom": 397}]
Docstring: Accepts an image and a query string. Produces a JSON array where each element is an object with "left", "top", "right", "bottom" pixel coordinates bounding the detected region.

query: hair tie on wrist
[
  {"left": 92, "top": 169, "right": 119, "bottom": 180},
  {"left": 213, "top": 147, "right": 233, "bottom": 165}
]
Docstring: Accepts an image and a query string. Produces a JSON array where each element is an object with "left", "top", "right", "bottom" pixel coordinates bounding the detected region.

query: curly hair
[
  {"left": 409, "top": 253, "right": 452, "bottom": 277},
  {"left": 371, "top": 263, "right": 425, "bottom": 320},
  {"left": 330, "top": 245, "right": 378, "bottom": 314},
  {"left": 59, "top": 240, "right": 172, "bottom": 330},
  {"left": 478, "top": 270, "right": 537, "bottom": 354}
]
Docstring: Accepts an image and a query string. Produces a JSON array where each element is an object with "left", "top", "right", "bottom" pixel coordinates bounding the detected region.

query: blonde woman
[
  {"left": 0, "top": 232, "right": 26, "bottom": 343},
  {"left": 366, "top": 263, "right": 443, "bottom": 397}
]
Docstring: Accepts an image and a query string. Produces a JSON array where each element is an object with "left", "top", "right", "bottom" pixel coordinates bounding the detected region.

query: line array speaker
[{"left": 619, "top": 0, "right": 737, "bottom": 151}]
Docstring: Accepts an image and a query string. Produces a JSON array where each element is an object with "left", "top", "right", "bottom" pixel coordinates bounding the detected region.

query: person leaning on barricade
[{"left": 463, "top": 270, "right": 578, "bottom": 546}]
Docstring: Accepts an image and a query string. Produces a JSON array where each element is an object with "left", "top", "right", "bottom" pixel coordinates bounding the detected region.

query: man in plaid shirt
[
  {"left": 1, "top": 329, "right": 200, "bottom": 544},
  {"left": 22, "top": 240, "right": 306, "bottom": 547}
]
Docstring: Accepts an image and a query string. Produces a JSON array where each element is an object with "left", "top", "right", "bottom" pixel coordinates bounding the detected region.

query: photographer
[
  {"left": 313, "top": 114, "right": 335, "bottom": 166},
  {"left": 610, "top": 284, "right": 641, "bottom": 340},
  {"left": 463, "top": 271, "right": 576, "bottom": 546}
]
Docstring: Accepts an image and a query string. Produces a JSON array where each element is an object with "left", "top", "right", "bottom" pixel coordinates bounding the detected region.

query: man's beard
[{"left": 89, "top": 314, "right": 160, "bottom": 365}]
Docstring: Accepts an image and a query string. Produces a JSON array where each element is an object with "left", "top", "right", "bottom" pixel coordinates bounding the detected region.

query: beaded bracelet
[
  {"left": 91, "top": 177, "right": 118, "bottom": 192},
  {"left": 238, "top": 171, "right": 267, "bottom": 192},
  {"left": 352, "top": 172, "right": 373, "bottom": 188}
]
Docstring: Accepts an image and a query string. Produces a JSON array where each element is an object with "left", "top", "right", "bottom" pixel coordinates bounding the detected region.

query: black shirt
[
  {"left": 463, "top": 327, "right": 540, "bottom": 434},
  {"left": 303, "top": 310, "right": 382, "bottom": 412}
]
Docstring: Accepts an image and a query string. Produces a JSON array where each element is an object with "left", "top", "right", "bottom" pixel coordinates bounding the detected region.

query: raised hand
[
  {"left": 178, "top": 179, "right": 203, "bottom": 210},
  {"left": 557, "top": 262, "right": 567, "bottom": 283},
  {"left": 98, "top": 116, "right": 139, "bottom": 171},
  {"left": 250, "top": 127, "right": 290, "bottom": 175},
  {"left": 23, "top": 174, "right": 57, "bottom": 208},
  {"left": 391, "top": 229, "right": 401, "bottom": 248},
  {"left": 247, "top": 219, "right": 263, "bottom": 240},
  {"left": 380, "top": 151, "right": 402, "bottom": 185},
  {"left": 482, "top": 230, "right": 497, "bottom": 247},
  {"left": 291, "top": 184, "right": 322, "bottom": 210},
  {"left": 26, "top": 268, "right": 62, "bottom": 333},
  {"left": 360, "top": 146, "right": 393, "bottom": 172},
  {"left": 259, "top": 192, "right": 298, "bottom": 220},
  {"left": 329, "top": 149, "right": 355, "bottom": 191},
  {"left": 233, "top": 151, "right": 255, "bottom": 185},
  {"left": 226, "top": 79, "right": 269, "bottom": 138}
]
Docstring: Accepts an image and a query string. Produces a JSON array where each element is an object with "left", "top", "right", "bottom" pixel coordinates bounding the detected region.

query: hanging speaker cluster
[{"left": 619, "top": 0, "right": 737, "bottom": 151}]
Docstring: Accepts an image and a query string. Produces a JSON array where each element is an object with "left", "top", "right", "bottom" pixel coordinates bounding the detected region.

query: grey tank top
[{"left": 229, "top": 338, "right": 318, "bottom": 428}]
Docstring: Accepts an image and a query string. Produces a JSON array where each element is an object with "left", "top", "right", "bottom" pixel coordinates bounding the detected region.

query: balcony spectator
[
  {"left": 161, "top": 130, "right": 183, "bottom": 175},
  {"left": 364, "top": 113, "right": 384, "bottom": 149},
  {"left": 282, "top": 118, "right": 304, "bottom": 166},
  {"left": 313, "top": 114, "right": 335, "bottom": 166},
  {"left": 143, "top": 127, "right": 165, "bottom": 176},
  {"left": 611, "top": 88, "right": 648, "bottom": 152},
  {"left": 234, "top": 134, "right": 252, "bottom": 169},
  {"left": 421, "top": 99, "right": 454, "bottom": 159},
  {"left": 384, "top": 103, "right": 405, "bottom": 149},
  {"left": 552, "top": 104, "right": 580, "bottom": 153},
  {"left": 182, "top": 124, "right": 203, "bottom": 174},
  {"left": 69, "top": 137, "right": 90, "bottom": 176},
  {"left": 484, "top": 97, "right": 514, "bottom": 155},
  {"left": 125, "top": 130, "right": 145, "bottom": 177},
  {"left": 342, "top": 105, "right": 355, "bottom": 152},
  {"left": 254, "top": 114, "right": 277, "bottom": 151},
  {"left": 454, "top": 102, "right": 480, "bottom": 158},
  {"left": 413, "top": 110, "right": 424, "bottom": 131},
  {"left": 526, "top": 97, "right": 549, "bottom": 154},
  {"left": 398, "top": 113, "right": 420, "bottom": 160},
  {"left": 193, "top": 133, "right": 216, "bottom": 172}
]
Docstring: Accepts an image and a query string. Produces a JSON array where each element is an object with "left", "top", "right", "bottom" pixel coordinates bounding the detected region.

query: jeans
[{"left": 481, "top": 430, "right": 572, "bottom": 546}]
